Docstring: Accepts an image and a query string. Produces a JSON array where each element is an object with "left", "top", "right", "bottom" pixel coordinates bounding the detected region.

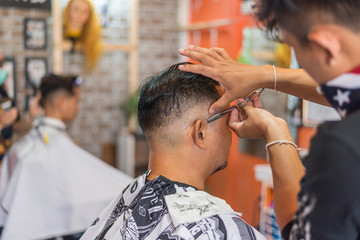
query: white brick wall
[{"left": 0, "top": 0, "right": 180, "bottom": 158}]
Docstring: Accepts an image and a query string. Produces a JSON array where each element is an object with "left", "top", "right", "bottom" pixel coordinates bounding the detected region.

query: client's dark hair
[
  {"left": 138, "top": 62, "right": 220, "bottom": 138},
  {"left": 39, "top": 73, "right": 79, "bottom": 107}
]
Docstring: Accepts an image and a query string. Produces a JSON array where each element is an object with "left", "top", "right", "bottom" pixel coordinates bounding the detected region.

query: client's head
[
  {"left": 138, "top": 63, "right": 232, "bottom": 183},
  {"left": 40, "top": 74, "right": 82, "bottom": 122}
]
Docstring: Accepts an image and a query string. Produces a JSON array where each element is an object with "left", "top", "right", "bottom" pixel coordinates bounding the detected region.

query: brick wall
[
  {"left": 68, "top": 0, "right": 180, "bottom": 157},
  {"left": 138, "top": 0, "right": 179, "bottom": 82},
  {"left": 0, "top": 7, "right": 52, "bottom": 113},
  {"left": 0, "top": 0, "right": 180, "bottom": 158}
]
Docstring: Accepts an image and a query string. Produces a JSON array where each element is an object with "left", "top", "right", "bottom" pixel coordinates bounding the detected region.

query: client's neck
[
  {"left": 44, "top": 108, "right": 64, "bottom": 122},
  {"left": 147, "top": 149, "right": 207, "bottom": 190}
]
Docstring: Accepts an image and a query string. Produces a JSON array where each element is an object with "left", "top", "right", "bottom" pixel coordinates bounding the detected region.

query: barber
[{"left": 179, "top": 0, "right": 360, "bottom": 238}]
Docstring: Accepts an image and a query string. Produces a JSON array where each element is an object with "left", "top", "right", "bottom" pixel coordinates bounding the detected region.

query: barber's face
[
  {"left": 280, "top": 29, "right": 334, "bottom": 84},
  {"left": 69, "top": 0, "right": 91, "bottom": 28}
]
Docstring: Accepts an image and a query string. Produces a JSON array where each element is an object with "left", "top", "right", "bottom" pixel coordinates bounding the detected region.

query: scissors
[{"left": 207, "top": 88, "right": 264, "bottom": 123}]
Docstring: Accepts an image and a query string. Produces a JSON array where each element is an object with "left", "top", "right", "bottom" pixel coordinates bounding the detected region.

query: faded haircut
[
  {"left": 39, "top": 73, "right": 78, "bottom": 107},
  {"left": 254, "top": 0, "right": 360, "bottom": 41},
  {"left": 138, "top": 62, "right": 221, "bottom": 140}
]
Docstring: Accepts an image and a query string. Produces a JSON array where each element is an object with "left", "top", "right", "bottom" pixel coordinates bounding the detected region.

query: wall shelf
[
  {"left": 56, "top": 40, "right": 137, "bottom": 52},
  {"left": 178, "top": 18, "right": 234, "bottom": 31}
]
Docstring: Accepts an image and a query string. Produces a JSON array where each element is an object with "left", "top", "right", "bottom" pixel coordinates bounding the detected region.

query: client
[
  {"left": 81, "top": 63, "right": 265, "bottom": 240},
  {"left": 0, "top": 74, "right": 133, "bottom": 240}
]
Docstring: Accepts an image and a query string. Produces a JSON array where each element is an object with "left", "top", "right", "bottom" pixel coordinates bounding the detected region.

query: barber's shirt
[
  {"left": 283, "top": 69, "right": 360, "bottom": 239},
  {"left": 81, "top": 172, "right": 265, "bottom": 240}
]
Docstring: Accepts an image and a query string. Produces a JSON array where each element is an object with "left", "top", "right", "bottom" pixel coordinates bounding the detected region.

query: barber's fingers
[
  {"left": 236, "top": 99, "right": 253, "bottom": 114},
  {"left": 229, "top": 101, "right": 251, "bottom": 126},
  {"left": 229, "top": 108, "right": 244, "bottom": 133},
  {"left": 179, "top": 46, "right": 234, "bottom": 65},
  {"left": 188, "top": 46, "right": 225, "bottom": 62},
  {"left": 209, "top": 47, "right": 233, "bottom": 61},
  {"left": 229, "top": 108, "right": 240, "bottom": 123},
  {"left": 209, "top": 93, "right": 236, "bottom": 114},
  {"left": 249, "top": 93, "right": 263, "bottom": 109},
  {"left": 229, "top": 107, "right": 254, "bottom": 139},
  {"left": 239, "top": 109, "right": 247, "bottom": 122},
  {"left": 179, "top": 46, "right": 222, "bottom": 66},
  {"left": 178, "top": 64, "right": 219, "bottom": 81},
  {"left": 231, "top": 100, "right": 247, "bottom": 121}
]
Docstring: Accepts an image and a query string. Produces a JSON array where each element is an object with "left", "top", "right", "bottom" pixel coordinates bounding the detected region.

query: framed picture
[
  {"left": 2, "top": 57, "right": 17, "bottom": 103},
  {"left": 24, "top": 18, "right": 47, "bottom": 50},
  {"left": 25, "top": 57, "right": 48, "bottom": 89}
]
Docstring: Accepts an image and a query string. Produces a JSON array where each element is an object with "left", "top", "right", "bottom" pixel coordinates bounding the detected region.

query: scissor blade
[{"left": 207, "top": 106, "right": 236, "bottom": 123}]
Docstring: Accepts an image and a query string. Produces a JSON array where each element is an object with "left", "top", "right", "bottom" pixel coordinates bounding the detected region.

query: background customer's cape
[{"left": 0, "top": 117, "right": 133, "bottom": 240}]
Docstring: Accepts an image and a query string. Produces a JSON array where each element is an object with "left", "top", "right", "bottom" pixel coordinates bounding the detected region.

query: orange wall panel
[
  {"left": 187, "top": 0, "right": 255, "bottom": 59},
  {"left": 297, "top": 126, "right": 317, "bottom": 150},
  {"left": 189, "top": 0, "right": 263, "bottom": 228},
  {"left": 190, "top": 0, "right": 241, "bottom": 22}
]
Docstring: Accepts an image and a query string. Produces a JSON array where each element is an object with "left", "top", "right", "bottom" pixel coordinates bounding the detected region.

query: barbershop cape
[
  {"left": 0, "top": 117, "right": 134, "bottom": 240},
  {"left": 81, "top": 171, "right": 265, "bottom": 240}
]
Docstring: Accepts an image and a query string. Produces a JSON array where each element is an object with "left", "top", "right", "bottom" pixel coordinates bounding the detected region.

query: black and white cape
[{"left": 81, "top": 172, "right": 265, "bottom": 240}]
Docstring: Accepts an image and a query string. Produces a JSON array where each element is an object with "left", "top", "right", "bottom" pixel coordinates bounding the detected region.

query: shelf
[
  {"left": 178, "top": 18, "right": 234, "bottom": 31},
  {"left": 56, "top": 40, "right": 136, "bottom": 52},
  {"left": 251, "top": 50, "right": 276, "bottom": 61}
]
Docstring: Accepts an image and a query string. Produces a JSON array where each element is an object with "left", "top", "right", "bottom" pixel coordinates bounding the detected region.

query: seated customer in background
[
  {"left": 0, "top": 74, "right": 133, "bottom": 240},
  {"left": 81, "top": 63, "right": 265, "bottom": 240}
]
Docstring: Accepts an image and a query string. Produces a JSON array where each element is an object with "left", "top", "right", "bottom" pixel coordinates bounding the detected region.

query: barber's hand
[
  {"left": 29, "top": 92, "right": 43, "bottom": 119},
  {"left": 179, "top": 46, "right": 272, "bottom": 114},
  {"left": 229, "top": 94, "right": 289, "bottom": 141}
]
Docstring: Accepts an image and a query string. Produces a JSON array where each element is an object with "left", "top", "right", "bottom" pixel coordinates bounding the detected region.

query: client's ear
[
  {"left": 55, "top": 95, "right": 69, "bottom": 114},
  {"left": 193, "top": 119, "right": 207, "bottom": 150}
]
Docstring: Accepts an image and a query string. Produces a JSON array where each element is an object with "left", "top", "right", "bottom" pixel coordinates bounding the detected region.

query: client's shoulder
[{"left": 164, "top": 190, "right": 265, "bottom": 239}]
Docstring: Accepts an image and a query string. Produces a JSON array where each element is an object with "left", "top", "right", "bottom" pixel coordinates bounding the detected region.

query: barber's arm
[
  {"left": 13, "top": 93, "right": 43, "bottom": 135},
  {"left": 228, "top": 94, "right": 305, "bottom": 231},
  {"left": 179, "top": 46, "right": 329, "bottom": 114},
  {"left": 0, "top": 108, "right": 18, "bottom": 130}
]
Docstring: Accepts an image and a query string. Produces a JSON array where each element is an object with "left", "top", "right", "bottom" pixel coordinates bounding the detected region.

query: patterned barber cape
[{"left": 81, "top": 172, "right": 265, "bottom": 240}]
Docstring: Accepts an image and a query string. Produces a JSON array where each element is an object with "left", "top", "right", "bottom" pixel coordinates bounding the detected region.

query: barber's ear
[
  {"left": 193, "top": 119, "right": 207, "bottom": 150},
  {"left": 307, "top": 26, "right": 341, "bottom": 66}
]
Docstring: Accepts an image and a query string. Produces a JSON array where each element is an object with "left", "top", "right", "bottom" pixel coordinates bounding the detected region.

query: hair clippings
[{"left": 207, "top": 88, "right": 264, "bottom": 123}]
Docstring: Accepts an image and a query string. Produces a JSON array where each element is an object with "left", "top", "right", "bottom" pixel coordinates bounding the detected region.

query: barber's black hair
[
  {"left": 254, "top": 0, "right": 360, "bottom": 41},
  {"left": 39, "top": 73, "right": 78, "bottom": 107},
  {"left": 138, "top": 62, "right": 221, "bottom": 138}
]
